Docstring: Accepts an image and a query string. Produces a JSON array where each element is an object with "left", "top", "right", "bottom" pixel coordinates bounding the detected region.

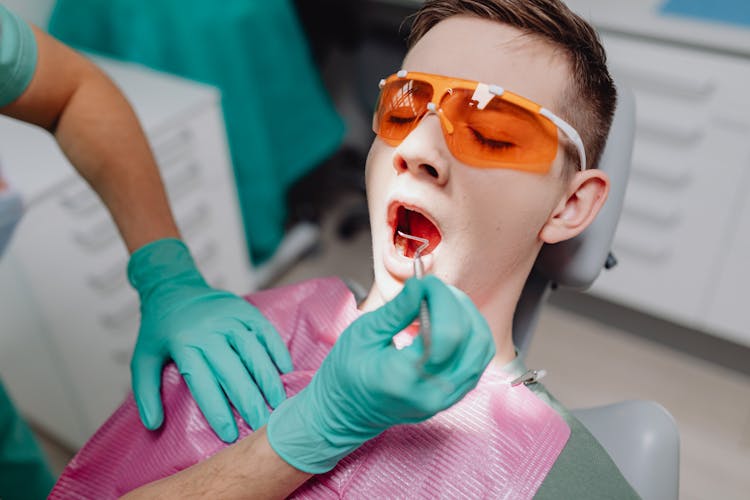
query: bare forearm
[
  {"left": 52, "top": 65, "right": 180, "bottom": 252},
  {"left": 2, "top": 26, "right": 180, "bottom": 252},
  {"left": 120, "top": 426, "right": 312, "bottom": 499}
]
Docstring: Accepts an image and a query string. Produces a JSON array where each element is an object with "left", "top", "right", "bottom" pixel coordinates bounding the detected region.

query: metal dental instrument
[
  {"left": 397, "top": 231, "right": 431, "bottom": 363},
  {"left": 510, "top": 369, "right": 547, "bottom": 387}
]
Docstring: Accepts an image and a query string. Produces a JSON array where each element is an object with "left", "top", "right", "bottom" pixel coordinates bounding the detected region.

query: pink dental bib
[{"left": 51, "top": 277, "right": 570, "bottom": 499}]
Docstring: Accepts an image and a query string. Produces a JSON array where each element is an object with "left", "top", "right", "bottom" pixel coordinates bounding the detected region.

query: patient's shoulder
[
  {"left": 243, "top": 276, "right": 362, "bottom": 358},
  {"left": 242, "top": 276, "right": 350, "bottom": 304},
  {"left": 531, "top": 384, "right": 640, "bottom": 499}
]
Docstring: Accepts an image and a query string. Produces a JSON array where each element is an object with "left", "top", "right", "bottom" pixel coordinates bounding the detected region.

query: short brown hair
[{"left": 406, "top": 0, "right": 617, "bottom": 171}]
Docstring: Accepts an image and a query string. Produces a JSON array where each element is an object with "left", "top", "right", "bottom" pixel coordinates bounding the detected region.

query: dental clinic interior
[{"left": 1, "top": 1, "right": 749, "bottom": 499}]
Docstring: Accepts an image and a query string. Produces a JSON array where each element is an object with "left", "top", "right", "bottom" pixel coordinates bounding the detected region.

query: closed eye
[
  {"left": 469, "top": 128, "right": 515, "bottom": 150},
  {"left": 387, "top": 114, "right": 418, "bottom": 125}
]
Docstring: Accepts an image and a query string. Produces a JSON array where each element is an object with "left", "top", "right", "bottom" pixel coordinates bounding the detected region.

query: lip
[{"left": 383, "top": 197, "right": 442, "bottom": 281}]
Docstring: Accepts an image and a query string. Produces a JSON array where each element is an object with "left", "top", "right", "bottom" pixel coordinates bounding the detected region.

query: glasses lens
[
  {"left": 440, "top": 89, "right": 559, "bottom": 171},
  {"left": 374, "top": 78, "right": 433, "bottom": 145}
]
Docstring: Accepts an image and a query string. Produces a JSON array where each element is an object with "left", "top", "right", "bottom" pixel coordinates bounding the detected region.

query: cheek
[
  {"left": 365, "top": 145, "right": 394, "bottom": 206},
  {"left": 452, "top": 172, "right": 560, "bottom": 265},
  {"left": 365, "top": 143, "right": 384, "bottom": 186},
  {"left": 473, "top": 172, "right": 561, "bottom": 227}
]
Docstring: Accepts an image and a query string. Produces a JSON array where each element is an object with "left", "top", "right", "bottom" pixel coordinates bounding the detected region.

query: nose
[{"left": 392, "top": 114, "right": 450, "bottom": 185}]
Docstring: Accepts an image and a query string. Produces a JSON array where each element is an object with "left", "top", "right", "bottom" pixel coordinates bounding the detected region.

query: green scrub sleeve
[
  {"left": 0, "top": 381, "right": 55, "bottom": 500},
  {"left": 0, "top": 4, "right": 38, "bottom": 107}
]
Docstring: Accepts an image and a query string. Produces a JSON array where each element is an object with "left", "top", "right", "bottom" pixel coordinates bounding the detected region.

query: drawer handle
[
  {"left": 73, "top": 219, "right": 119, "bottom": 252},
  {"left": 630, "top": 159, "right": 691, "bottom": 187},
  {"left": 100, "top": 298, "right": 139, "bottom": 330},
  {"left": 614, "top": 64, "right": 716, "bottom": 100},
  {"left": 59, "top": 186, "right": 102, "bottom": 215},
  {"left": 637, "top": 116, "right": 704, "bottom": 145},
  {"left": 87, "top": 258, "right": 128, "bottom": 294},
  {"left": 109, "top": 348, "right": 133, "bottom": 366},
  {"left": 164, "top": 162, "right": 201, "bottom": 199},
  {"left": 194, "top": 240, "right": 218, "bottom": 268},
  {"left": 153, "top": 128, "right": 194, "bottom": 168},
  {"left": 622, "top": 203, "right": 682, "bottom": 227},
  {"left": 612, "top": 223, "right": 673, "bottom": 263},
  {"left": 622, "top": 188, "right": 682, "bottom": 227},
  {"left": 178, "top": 203, "right": 211, "bottom": 238},
  {"left": 615, "top": 238, "right": 672, "bottom": 262}
]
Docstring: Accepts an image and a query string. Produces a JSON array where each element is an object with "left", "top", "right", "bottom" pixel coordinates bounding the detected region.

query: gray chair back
[
  {"left": 512, "top": 79, "right": 636, "bottom": 354},
  {"left": 572, "top": 400, "right": 681, "bottom": 500},
  {"left": 510, "top": 80, "right": 680, "bottom": 500}
]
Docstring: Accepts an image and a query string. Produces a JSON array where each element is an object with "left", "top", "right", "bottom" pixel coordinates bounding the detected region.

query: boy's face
[{"left": 364, "top": 16, "right": 574, "bottom": 310}]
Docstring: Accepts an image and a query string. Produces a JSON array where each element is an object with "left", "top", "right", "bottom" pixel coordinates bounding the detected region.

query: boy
[{"left": 52, "top": 1, "right": 639, "bottom": 498}]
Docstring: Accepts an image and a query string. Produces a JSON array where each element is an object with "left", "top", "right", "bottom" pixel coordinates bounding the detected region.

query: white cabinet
[
  {"left": 564, "top": 1, "right": 750, "bottom": 347},
  {"left": 705, "top": 181, "right": 750, "bottom": 347},
  {"left": 0, "top": 57, "right": 256, "bottom": 449}
]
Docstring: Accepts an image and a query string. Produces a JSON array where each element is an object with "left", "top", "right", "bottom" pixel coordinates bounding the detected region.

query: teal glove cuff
[
  {"left": 127, "top": 238, "right": 205, "bottom": 296},
  {"left": 267, "top": 388, "right": 377, "bottom": 474}
]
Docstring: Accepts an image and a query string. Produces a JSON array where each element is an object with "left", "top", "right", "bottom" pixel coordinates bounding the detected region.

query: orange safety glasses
[{"left": 372, "top": 70, "right": 587, "bottom": 173}]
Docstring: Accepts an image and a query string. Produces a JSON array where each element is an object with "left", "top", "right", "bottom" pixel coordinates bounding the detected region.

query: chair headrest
[{"left": 533, "top": 79, "right": 636, "bottom": 290}]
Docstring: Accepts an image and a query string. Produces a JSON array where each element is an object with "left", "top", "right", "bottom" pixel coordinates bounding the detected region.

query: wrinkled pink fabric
[{"left": 51, "top": 277, "right": 570, "bottom": 499}]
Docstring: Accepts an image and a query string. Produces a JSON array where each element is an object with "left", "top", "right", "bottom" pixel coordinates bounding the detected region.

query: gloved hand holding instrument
[
  {"left": 398, "top": 231, "right": 432, "bottom": 365},
  {"left": 128, "top": 238, "right": 294, "bottom": 443},
  {"left": 267, "top": 274, "right": 496, "bottom": 473}
]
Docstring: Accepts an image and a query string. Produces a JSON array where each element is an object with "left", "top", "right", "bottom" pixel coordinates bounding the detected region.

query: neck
[{"left": 479, "top": 288, "right": 520, "bottom": 366}]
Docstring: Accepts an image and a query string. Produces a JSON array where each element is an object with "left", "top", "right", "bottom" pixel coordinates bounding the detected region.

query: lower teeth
[{"left": 396, "top": 238, "right": 407, "bottom": 256}]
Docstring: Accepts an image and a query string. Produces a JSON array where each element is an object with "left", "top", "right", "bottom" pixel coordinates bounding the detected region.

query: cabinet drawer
[
  {"left": 588, "top": 33, "right": 750, "bottom": 340},
  {"left": 4, "top": 104, "right": 254, "bottom": 441}
]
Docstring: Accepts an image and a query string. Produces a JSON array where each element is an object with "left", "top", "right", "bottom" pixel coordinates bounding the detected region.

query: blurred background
[{"left": 0, "top": 1, "right": 749, "bottom": 498}]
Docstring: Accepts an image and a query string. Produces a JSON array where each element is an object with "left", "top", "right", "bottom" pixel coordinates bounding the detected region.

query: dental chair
[
  {"left": 513, "top": 81, "right": 680, "bottom": 500},
  {"left": 326, "top": 24, "right": 679, "bottom": 496}
]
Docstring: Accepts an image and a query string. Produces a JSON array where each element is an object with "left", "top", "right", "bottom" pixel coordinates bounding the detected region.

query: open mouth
[{"left": 391, "top": 204, "right": 442, "bottom": 259}]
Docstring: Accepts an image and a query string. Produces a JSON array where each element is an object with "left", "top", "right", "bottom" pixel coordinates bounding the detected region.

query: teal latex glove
[
  {"left": 128, "top": 238, "right": 293, "bottom": 443},
  {"left": 267, "top": 275, "right": 496, "bottom": 473}
]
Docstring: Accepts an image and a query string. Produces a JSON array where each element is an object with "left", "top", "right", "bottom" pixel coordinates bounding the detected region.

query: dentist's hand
[
  {"left": 128, "top": 238, "right": 293, "bottom": 443},
  {"left": 267, "top": 275, "right": 495, "bottom": 473}
]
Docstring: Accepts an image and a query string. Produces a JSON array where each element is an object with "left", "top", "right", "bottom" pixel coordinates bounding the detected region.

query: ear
[{"left": 539, "top": 169, "right": 610, "bottom": 244}]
